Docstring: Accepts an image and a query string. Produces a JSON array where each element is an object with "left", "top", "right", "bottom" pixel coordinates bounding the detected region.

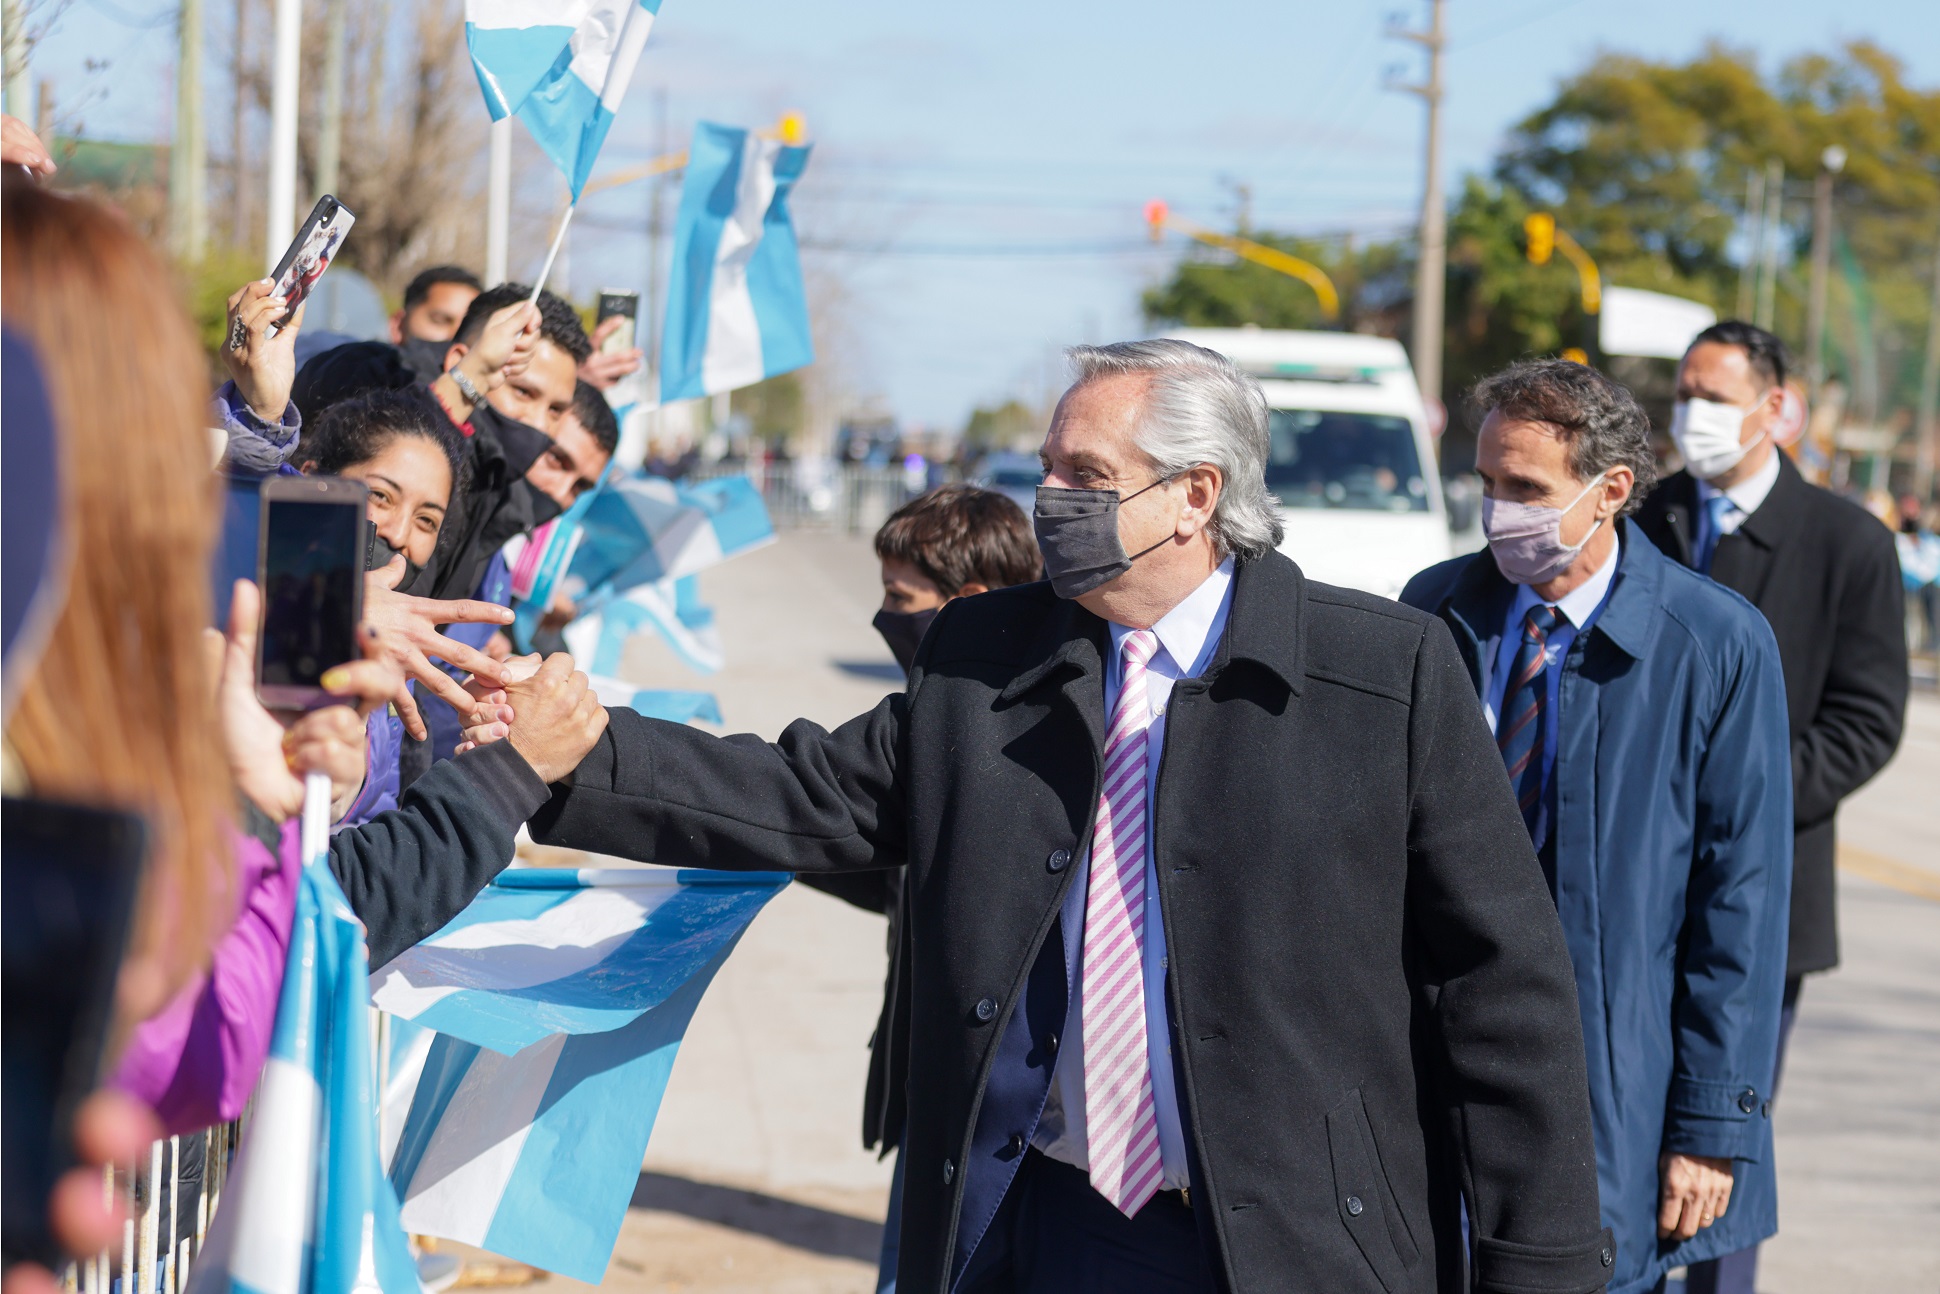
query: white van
[{"left": 1162, "top": 328, "right": 1452, "bottom": 600}]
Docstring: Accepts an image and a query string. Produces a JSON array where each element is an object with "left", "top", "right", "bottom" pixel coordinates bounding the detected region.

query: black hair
[
  {"left": 299, "top": 386, "right": 470, "bottom": 506},
  {"left": 1688, "top": 320, "right": 1789, "bottom": 390},
  {"left": 292, "top": 339, "right": 417, "bottom": 426},
  {"left": 1467, "top": 359, "right": 1659, "bottom": 516},
  {"left": 452, "top": 283, "right": 592, "bottom": 364},
  {"left": 402, "top": 265, "right": 483, "bottom": 313},
  {"left": 570, "top": 380, "right": 620, "bottom": 456}
]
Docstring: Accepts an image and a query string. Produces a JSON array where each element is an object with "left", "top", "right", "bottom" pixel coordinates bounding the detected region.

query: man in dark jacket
[
  {"left": 480, "top": 339, "right": 1615, "bottom": 1293},
  {"left": 1632, "top": 320, "right": 1908, "bottom": 1293},
  {"left": 1402, "top": 361, "right": 1793, "bottom": 1294}
]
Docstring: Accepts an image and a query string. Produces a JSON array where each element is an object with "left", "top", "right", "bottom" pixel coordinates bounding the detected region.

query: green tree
[
  {"left": 731, "top": 371, "right": 805, "bottom": 443},
  {"left": 962, "top": 399, "right": 1041, "bottom": 451},
  {"left": 1141, "top": 233, "right": 1411, "bottom": 336}
]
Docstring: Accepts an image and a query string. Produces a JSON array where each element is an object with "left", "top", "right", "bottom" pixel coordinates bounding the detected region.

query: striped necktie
[
  {"left": 1498, "top": 604, "right": 1562, "bottom": 845},
  {"left": 1082, "top": 628, "right": 1163, "bottom": 1217}
]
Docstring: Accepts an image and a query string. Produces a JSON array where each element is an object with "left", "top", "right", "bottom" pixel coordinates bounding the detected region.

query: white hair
[{"left": 1065, "top": 338, "right": 1283, "bottom": 560}]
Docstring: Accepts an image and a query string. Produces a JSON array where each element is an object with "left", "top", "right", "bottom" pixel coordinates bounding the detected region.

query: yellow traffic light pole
[
  {"left": 1523, "top": 212, "right": 1601, "bottom": 362},
  {"left": 1145, "top": 201, "right": 1342, "bottom": 322}
]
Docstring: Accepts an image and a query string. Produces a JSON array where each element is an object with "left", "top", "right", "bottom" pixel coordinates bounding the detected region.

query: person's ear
[
  {"left": 387, "top": 311, "right": 405, "bottom": 345},
  {"left": 1601, "top": 466, "right": 1635, "bottom": 519},
  {"left": 1177, "top": 463, "right": 1223, "bottom": 538},
  {"left": 443, "top": 341, "right": 468, "bottom": 375},
  {"left": 956, "top": 581, "right": 990, "bottom": 598},
  {"left": 299, "top": 459, "right": 320, "bottom": 474}
]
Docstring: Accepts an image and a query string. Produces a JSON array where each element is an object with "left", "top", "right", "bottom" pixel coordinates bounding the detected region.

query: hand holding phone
[
  {"left": 222, "top": 279, "right": 305, "bottom": 421},
  {"left": 263, "top": 195, "right": 355, "bottom": 338},
  {"left": 256, "top": 475, "right": 366, "bottom": 711},
  {"left": 581, "top": 290, "right": 644, "bottom": 390}
]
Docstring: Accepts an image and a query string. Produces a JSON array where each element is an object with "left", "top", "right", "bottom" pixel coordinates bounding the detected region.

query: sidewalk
[{"left": 504, "top": 532, "right": 1939, "bottom": 1291}]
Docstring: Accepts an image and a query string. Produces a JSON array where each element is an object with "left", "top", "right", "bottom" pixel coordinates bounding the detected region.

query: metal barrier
[
  {"left": 689, "top": 461, "right": 950, "bottom": 534},
  {"left": 64, "top": 1120, "right": 237, "bottom": 1294}
]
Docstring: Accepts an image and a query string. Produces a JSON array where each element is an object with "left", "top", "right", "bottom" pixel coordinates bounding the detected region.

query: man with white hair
[{"left": 473, "top": 339, "right": 1616, "bottom": 1293}]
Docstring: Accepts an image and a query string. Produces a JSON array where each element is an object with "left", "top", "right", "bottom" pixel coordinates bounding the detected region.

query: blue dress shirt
[{"left": 1031, "top": 556, "right": 1236, "bottom": 1192}]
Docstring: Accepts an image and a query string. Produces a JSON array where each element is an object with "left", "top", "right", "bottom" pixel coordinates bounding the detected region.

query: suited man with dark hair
[{"left": 1634, "top": 320, "right": 1909, "bottom": 1294}]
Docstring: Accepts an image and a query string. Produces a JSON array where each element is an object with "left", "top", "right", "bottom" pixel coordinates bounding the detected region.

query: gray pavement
[{"left": 520, "top": 531, "right": 1938, "bottom": 1292}]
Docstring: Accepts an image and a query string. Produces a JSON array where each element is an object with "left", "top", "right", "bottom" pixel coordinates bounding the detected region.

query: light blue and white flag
[
  {"left": 566, "top": 577, "right": 724, "bottom": 677},
  {"left": 189, "top": 777, "right": 418, "bottom": 1294},
  {"left": 660, "top": 121, "right": 813, "bottom": 401},
  {"left": 373, "top": 868, "right": 789, "bottom": 1282},
  {"left": 465, "top": 0, "right": 663, "bottom": 198},
  {"left": 563, "top": 472, "right": 774, "bottom": 601}
]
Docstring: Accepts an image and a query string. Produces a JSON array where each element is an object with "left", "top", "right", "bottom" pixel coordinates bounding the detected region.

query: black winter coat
[
  {"left": 529, "top": 552, "right": 1615, "bottom": 1294},
  {"left": 1634, "top": 455, "right": 1907, "bottom": 977}
]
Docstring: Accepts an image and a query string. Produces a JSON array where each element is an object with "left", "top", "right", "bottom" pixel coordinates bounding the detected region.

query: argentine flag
[
  {"left": 188, "top": 779, "right": 417, "bottom": 1294},
  {"left": 660, "top": 121, "right": 814, "bottom": 401},
  {"left": 465, "top": 0, "right": 663, "bottom": 198},
  {"left": 373, "top": 868, "right": 789, "bottom": 1282}
]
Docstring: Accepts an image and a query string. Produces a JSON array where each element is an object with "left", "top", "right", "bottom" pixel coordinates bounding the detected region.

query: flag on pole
[
  {"left": 465, "top": 0, "right": 663, "bottom": 198},
  {"left": 188, "top": 776, "right": 418, "bottom": 1294},
  {"left": 660, "top": 121, "right": 813, "bottom": 401},
  {"left": 373, "top": 868, "right": 789, "bottom": 1282}
]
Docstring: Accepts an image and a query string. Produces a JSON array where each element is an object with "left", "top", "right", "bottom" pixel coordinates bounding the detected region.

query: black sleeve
[
  {"left": 1403, "top": 617, "right": 1613, "bottom": 1293},
  {"left": 330, "top": 740, "right": 551, "bottom": 967},
  {"left": 527, "top": 693, "right": 908, "bottom": 875},
  {"left": 1792, "top": 522, "right": 1908, "bottom": 826},
  {"left": 797, "top": 868, "right": 898, "bottom": 914}
]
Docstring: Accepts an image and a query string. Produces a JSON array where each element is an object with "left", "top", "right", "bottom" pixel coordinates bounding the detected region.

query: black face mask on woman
[
  {"left": 365, "top": 522, "right": 425, "bottom": 595},
  {"left": 1031, "top": 476, "right": 1175, "bottom": 599},
  {"left": 872, "top": 606, "right": 939, "bottom": 678}
]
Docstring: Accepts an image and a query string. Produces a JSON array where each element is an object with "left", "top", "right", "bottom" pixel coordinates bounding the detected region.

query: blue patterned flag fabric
[
  {"left": 371, "top": 868, "right": 789, "bottom": 1281},
  {"left": 187, "top": 778, "right": 419, "bottom": 1294}
]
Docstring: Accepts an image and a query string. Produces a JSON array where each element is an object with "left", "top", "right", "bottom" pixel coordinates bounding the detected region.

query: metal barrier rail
[
  {"left": 64, "top": 1120, "right": 238, "bottom": 1294},
  {"left": 688, "top": 461, "right": 954, "bottom": 534}
]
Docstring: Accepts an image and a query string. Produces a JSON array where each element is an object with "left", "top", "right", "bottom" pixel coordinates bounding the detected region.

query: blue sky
[{"left": 28, "top": 0, "right": 1940, "bottom": 427}]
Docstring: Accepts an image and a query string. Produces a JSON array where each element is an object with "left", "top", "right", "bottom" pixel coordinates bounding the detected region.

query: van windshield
[{"left": 1265, "top": 409, "right": 1429, "bottom": 512}]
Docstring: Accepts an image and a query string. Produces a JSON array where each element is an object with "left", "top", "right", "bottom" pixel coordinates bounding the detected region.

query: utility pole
[
  {"left": 1389, "top": 0, "right": 1448, "bottom": 409},
  {"left": 170, "top": 0, "right": 208, "bottom": 262},
  {"left": 263, "top": 0, "right": 301, "bottom": 273},
  {"left": 486, "top": 117, "right": 511, "bottom": 285},
  {"left": 1804, "top": 144, "right": 1846, "bottom": 403},
  {"left": 1736, "top": 165, "right": 1765, "bottom": 321},
  {"left": 231, "top": 0, "right": 249, "bottom": 245},
  {"left": 2, "top": 0, "right": 31, "bottom": 121},
  {"left": 1916, "top": 233, "right": 1940, "bottom": 502},
  {"left": 1755, "top": 158, "right": 1782, "bottom": 331},
  {"left": 314, "top": 0, "right": 345, "bottom": 199}
]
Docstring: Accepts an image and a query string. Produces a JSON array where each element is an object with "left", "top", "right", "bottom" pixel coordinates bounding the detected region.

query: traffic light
[
  {"left": 1525, "top": 212, "right": 1555, "bottom": 265},
  {"left": 1144, "top": 200, "right": 1169, "bottom": 242}
]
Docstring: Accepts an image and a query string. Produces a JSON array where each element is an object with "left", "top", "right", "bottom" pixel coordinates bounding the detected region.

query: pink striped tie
[{"left": 1082, "top": 628, "right": 1164, "bottom": 1217}]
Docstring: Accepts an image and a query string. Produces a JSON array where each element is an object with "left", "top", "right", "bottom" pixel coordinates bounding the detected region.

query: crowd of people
[{"left": 0, "top": 109, "right": 1921, "bottom": 1294}]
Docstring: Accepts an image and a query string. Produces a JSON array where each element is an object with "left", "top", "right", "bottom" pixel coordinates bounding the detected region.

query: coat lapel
[
  {"left": 1652, "top": 472, "right": 1701, "bottom": 569},
  {"left": 1710, "top": 453, "right": 1803, "bottom": 607}
]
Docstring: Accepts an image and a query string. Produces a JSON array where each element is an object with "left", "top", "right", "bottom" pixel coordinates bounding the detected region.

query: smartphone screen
[
  {"left": 596, "top": 290, "right": 639, "bottom": 355},
  {"left": 1, "top": 798, "right": 146, "bottom": 1266},
  {"left": 257, "top": 480, "right": 366, "bottom": 708},
  {"left": 267, "top": 195, "right": 357, "bottom": 334}
]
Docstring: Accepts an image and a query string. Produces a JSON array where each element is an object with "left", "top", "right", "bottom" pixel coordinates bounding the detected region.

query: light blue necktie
[{"left": 1697, "top": 494, "right": 1735, "bottom": 575}]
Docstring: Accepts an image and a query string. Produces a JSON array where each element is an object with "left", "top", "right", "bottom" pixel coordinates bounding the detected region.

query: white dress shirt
[
  {"left": 1695, "top": 445, "right": 1781, "bottom": 542},
  {"left": 1031, "top": 556, "right": 1236, "bottom": 1191}
]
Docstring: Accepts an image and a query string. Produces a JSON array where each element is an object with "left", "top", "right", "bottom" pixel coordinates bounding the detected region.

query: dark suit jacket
[
  {"left": 529, "top": 552, "right": 1615, "bottom": 1294},
  {"left": 1634, "top": 455, "right": 1908, "bottom": 976}
]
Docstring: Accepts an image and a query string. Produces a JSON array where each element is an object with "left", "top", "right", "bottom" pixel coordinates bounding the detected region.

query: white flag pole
[
  {"left": 528, "top": 202, "right": 578, "bottom": 305},
  {"left": 301, "top": 770, "right": 330, "bottom": 866},
  {"left": 486, "top": 118, "right": 512, "bottom": 286},
  {"left": 263, "top": 0, "right": 303, "bottom": 273}
]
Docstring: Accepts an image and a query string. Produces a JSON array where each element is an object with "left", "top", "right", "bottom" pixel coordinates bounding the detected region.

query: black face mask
[
  {"left": 872, "top": 607, "right": 939, "bottom": 678},
  {"left": 397, "top": 335, "right": 455, "bottom": 383},
  {"left": 1032, "top": 477, "right": 1174, "bottom": 599},
  {"left": 365, "top": 521, "right": 425, "bottom": 594},
  {"left": 517, "top": 478, "right": 566, "bottom": 528}
]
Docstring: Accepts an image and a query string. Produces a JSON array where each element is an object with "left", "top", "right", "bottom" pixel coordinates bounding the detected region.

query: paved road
[{"left": 509, "top": 531, "right": 1938, "bottom": 1293}]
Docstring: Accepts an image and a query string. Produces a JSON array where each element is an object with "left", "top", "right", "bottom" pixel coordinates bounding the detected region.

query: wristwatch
[{"left": 447, "top": 363, "right": 486, "bottom": 406}]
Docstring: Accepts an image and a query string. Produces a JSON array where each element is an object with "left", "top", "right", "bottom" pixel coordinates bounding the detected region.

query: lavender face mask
[{"left": 1480, "top": 473, "right": 1607, "bottom": 585}]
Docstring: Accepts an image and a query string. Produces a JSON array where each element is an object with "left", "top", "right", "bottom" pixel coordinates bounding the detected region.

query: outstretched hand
[
  {"left": 458, "top": 653, "right": 605, "bottom": 783},
  {"left": 363, "top": 557, "right": 513, "bottom": 739}
]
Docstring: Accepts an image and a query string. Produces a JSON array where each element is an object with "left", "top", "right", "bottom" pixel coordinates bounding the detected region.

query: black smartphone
[
  {"left": 596, "top": 289, "right": 639, "bottom": 355},
  {"left": 266, "top": 194, "right": 357, "bottom": 335},
  {"left": 256, "top": 474, "right": 367, "bottom": 710},
  {"left": 1, "top": 797, "right": 147, "bottom": 1267}
]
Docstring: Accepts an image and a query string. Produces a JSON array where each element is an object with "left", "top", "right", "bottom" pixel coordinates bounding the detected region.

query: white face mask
[
  {"left": 1671, "top": 397, "right": 1760, "bottom": 481},
  {"left": 1480, "top": 472, "right": 1609, "bottom": 586}
]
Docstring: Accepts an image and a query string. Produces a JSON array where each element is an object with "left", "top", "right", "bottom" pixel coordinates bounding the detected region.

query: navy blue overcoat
[{"left": 1404, "top": 521, "right": 1793, "bottom": 1294}]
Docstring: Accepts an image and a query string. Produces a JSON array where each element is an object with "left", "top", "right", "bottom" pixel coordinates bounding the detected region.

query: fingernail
[
  {"left": 493, "top": 724, "right": 508, "bottom": 739},
  {"left": 320, "top": 667, "right": 350, "bottom": 691}
]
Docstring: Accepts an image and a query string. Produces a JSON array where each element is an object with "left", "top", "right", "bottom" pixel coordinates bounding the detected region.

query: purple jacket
[{"left": 112, "top": 820, "right": 301, "bottom": 1136}]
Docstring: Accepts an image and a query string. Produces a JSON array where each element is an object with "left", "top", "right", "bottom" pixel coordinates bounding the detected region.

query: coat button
[
  {"left": 1007, "top": 1132, "right": 1025, "bottom": 1157},
  {"left": 975, "top": 996, "right": 997, "bottom": 1022},
  {"left": 1737, "top": 1088, "right": 1759, "bottom": 1113},
  {"left": 942, "top": 1159, "right": 955, "bottom": 1185},
  {"left": 1600, "top": 1246, "right": 1614, "bottom": 1268},
  {"left": 1047, "top": 1031, "right": 1058, "bottom": 1056},
  {"left": 1345, "top": 1195, "right": 1364, "bottom": 1217},
  {"left": 1047, "top": 848, "right": 1072, "bottom": 873}
]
